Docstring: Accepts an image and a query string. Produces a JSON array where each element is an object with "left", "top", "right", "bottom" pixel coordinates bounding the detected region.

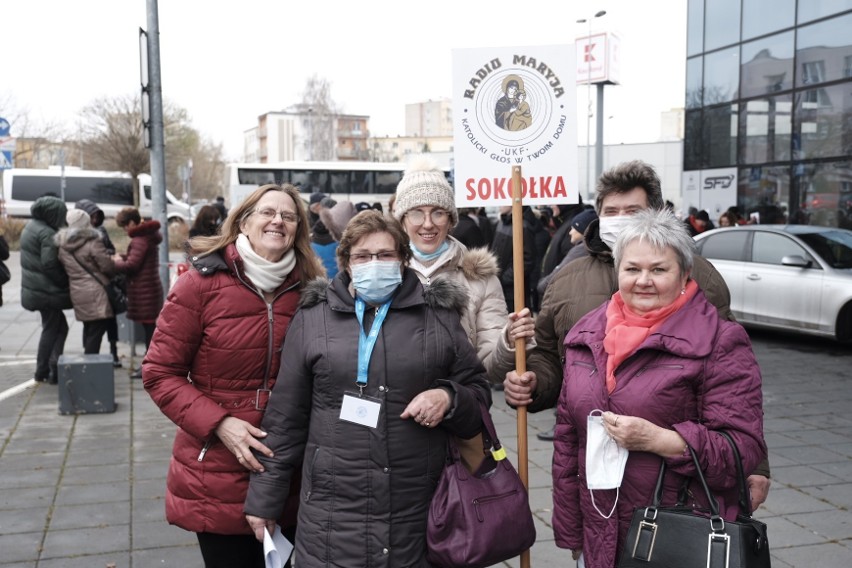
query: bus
[
  {"left": 2, "top": 168, "right": 191, "bottom": 222},
  {"left": 225, "top": 160, "right": 452, "bottom": 209}
]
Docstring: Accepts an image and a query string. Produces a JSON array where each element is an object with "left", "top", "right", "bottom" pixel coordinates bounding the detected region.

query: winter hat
[
  {"left": 696, "top": 210, "right": 711, "bottom": 223},
  {"left": 355, "top": 201, "right": 372, "bottom": 212},
  {"left": 319, "top": 200, "right": 358, "bottom": 241},
  {"left": 393, "top": 155, "right": 457, "bottom": 227},
  {"left": 309, "top": 192, "right": 328, "bottom": 206},
  {"left": 66, "top": 208, "right": 91, "bottom": 230},
  {"left": 571, "top": 209, "right": 598, "bottom": 235}
]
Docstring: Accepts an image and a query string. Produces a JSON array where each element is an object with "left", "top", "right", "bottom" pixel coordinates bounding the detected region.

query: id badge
[{"left": 340, "top": 392, "right": 382, "bottom": 429}]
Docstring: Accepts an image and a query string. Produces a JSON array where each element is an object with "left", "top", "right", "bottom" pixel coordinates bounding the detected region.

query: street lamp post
[{"left": 577, "top": 10, "right": 606, "bottom": 199}]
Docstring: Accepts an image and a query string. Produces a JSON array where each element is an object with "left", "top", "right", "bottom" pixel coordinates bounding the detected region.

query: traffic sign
[
  {"left": 0, "top": 136, "right": 15, "bottom": 169},
  {"left": 0, "top": 117, "right": 9, "bottom": 137}
]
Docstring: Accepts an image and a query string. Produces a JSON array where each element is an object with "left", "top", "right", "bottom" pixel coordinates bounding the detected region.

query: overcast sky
[{"left": 3, "top": 0, "right": 686, "bottom": 160}]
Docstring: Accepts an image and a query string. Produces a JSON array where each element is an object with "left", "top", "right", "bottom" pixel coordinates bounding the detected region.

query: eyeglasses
[
  {"left": 405, "top": 209, "right": 450, "bottom": 226},
  {"left": 349, "top": 250, "right": 399, "bottom": 264},
  {"left": 254, "top": 208, "right": 300, "bottom": 224}
]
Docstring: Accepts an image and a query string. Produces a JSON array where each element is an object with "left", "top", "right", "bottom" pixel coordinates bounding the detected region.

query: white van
[{"left": 1, "top": 168, "right": 190, "bottom": 223}]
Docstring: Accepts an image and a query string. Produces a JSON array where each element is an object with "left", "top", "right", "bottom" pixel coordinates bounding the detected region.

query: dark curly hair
[{"left": 595, "top": 160, "right": 664, "bottom": 214}]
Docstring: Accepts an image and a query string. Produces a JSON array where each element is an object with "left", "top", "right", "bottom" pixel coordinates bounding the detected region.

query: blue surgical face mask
[{"left": 351, "top": 260, "right": 403, "bottom": 304}]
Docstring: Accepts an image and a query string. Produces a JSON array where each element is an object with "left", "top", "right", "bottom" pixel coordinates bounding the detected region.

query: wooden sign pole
[{"left": 511, "top": 165, "right": 531, "bottom": 568}]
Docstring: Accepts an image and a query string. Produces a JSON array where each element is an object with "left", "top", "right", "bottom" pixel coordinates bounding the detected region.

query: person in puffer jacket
[
  {"left": 551, "top": 209, "right": 767, "bottom": 568},
  {"left": 20, "top": 196, "right": 72, "bottom": 383},
  {"left": 245, "top": 211, "right": 491, "bottom": 568},
  {"left": 142, "top": 184, "right": 325, "bottom": 568}
]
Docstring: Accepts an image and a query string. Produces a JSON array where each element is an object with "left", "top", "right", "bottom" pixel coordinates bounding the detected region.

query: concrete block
[{"left": 57, "top": 354, "right": 116, "bottom": 415}]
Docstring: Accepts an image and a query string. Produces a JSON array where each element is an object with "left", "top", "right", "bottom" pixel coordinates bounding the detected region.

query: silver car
[{"left": 694, "top": 225, "right": 852, "bottom": 341}]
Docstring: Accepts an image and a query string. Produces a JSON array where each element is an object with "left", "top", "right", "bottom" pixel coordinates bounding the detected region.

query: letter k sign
[{"left": 584, "top": 43, "right": 596, "bottom": 63}]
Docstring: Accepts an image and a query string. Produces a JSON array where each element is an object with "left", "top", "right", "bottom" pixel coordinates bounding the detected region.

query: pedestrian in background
[
  {"left": 189, "top": 205, "right": 222, "bottom": 238},
  {"left": 144, "top": 183, "right": 323, "bottom": 568},
  {"left": 76, "top": 199, "right": 123, "bottom": 367},
  {"left": 314, "top": 199, "right": 357, "bottom": 278},
  {"left": 56, "top": 209, "right": 116, "bottom": 355},
  {"left": 212, "top": 196, "right": 228, "bottom": 220},
  {"left": 20, "top": 196, "right": 72, "bottom": 384},
  {"left": 114, "top": 207, "right": 163, "bottom": 378},
  {"left": 491, "top": 205, "right": 535, "bottom": 313},
  {"left": 451, "top": 207, "right": 488, "bottom": 250},
  {"left": 0, "top": 233, "right": 9, "bottom": 308}
]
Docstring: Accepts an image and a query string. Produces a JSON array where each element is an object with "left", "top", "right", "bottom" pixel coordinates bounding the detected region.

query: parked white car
[{"left": 694, "top": 225, "right": 852, "bottom": 341}]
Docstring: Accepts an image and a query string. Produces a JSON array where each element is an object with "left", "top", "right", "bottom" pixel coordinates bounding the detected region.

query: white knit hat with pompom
[{"left": 392, "top": 155, "right": 457, "bottom": 227}]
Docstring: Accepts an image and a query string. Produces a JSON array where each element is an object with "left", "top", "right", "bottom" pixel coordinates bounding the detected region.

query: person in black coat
[
  {"left": 451, "top": 208, "right": 487, "bottom": 250},
  {"left": 491, "top": 206, "right": 534, "bottom": 312}
]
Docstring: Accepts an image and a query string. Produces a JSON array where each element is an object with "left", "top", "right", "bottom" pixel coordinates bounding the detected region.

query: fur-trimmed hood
[
  {"left": 299, "top": 269, "right": 469, "bottom": 314},
  {"left": 458, "top": 245, "right": 500, "bottom": 281}
]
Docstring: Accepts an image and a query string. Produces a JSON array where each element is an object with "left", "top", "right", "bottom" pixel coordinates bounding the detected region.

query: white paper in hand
[{"left": 263, "top": 525, "right": 294, "bottom": 568}]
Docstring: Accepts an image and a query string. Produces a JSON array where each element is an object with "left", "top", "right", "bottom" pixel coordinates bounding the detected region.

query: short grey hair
[{"left": 612, "top": 209, "right": 695, "bottom": 277}]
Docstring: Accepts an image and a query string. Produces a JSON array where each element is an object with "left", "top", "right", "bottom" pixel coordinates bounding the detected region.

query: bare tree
[
  {"left": 300, "top": 75, "right": 338, "bottom": 161},
  {"left": 78, "top": 94, "right": 225, "bottom": 205},
  {"left": 78, "top": 95, "right": 148, "bottom": 205}
]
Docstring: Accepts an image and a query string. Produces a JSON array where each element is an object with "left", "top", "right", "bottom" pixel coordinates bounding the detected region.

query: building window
[
  {"left": 795, "top": 13, "right": 852, "bottom": 87},
  {"left": 687, "top": 0, "right": 705, "bottom": 56},
  {"left": 739, "top": 165, "right": 790, "bottom": 223},
  {"left": 740, "top": 31, "right": 794, "bottom": 98},
  {"left": 704, "top": 0, "right": 741, "bottom": 51},
  {"left": 742, "top": 0, "right": 794, "bottom": 40},
  {"left": 794, "top": 83, "right": 849, "bottom": 160},
  {"left": 798, "top": 0, "right": 852, "bottom": 25},
  {"left": 704, "top": 104, "right": 739, "bottom": 168},
  {"left": 704, "top": 47, "right": 740, "bottom": 104},
  {"left": 739, "top": 96, "right": 792, "bottom": 163}
]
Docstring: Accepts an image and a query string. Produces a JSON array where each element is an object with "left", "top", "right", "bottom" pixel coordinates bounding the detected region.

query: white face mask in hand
[{"left": 586, "top": 409, "right": 629, "bottom": 518}]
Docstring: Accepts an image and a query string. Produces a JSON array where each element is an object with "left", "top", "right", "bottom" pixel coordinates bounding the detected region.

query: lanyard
[{"left": 354, "top": 298, "right": 391, "bottom": 395}]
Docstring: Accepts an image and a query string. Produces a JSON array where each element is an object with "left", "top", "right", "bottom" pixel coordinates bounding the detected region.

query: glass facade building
[{"left": 685, "top": 0, "right": 852, "bottom": 227}]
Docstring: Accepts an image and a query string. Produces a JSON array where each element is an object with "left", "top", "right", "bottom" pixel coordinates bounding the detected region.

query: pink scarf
[{"left": 603, "top": 279, "right": 698, "bottom": 393}]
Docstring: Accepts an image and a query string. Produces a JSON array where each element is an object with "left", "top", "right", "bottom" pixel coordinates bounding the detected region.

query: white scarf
[{"left": 235, "top": 233, "right": 296, "bottom": 293}]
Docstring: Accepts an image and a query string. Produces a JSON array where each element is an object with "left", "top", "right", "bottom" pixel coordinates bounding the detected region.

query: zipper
[
  {"left": 304, "top": 447, "right": 321, "bottom": 502},
  {"left": 634, "top": 364, "right": 684, "bottom": 378},
  {"left": 197, "top": 439, "right": 212, "bottom": 462},
  {"left": 232, "top": 261, "right": 298, "bottom": 387},
  {"left": 472, "top": 489, "right": 519, "bottom": 521}
]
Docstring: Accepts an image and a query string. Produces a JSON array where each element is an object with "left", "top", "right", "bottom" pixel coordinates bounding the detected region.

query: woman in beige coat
[
  {"left": 393, "top": 156, "right": 535, "bottom": 383},
  {"left": 56, "top": 209, "right": 116, "bottom": 354}
]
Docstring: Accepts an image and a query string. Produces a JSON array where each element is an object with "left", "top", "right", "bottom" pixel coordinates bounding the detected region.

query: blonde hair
[{"left": 188, "top": 184, "right": 324, "bottom": 286}]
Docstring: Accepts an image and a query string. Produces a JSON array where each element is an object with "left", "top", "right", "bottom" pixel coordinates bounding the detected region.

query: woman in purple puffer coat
[{"left": 552, "top": 209, "right": 767, "bottom": 568}]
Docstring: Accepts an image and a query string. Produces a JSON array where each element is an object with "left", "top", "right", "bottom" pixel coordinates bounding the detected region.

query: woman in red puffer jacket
[{"left": 142, "top": 185, "right": 325, "bottom": 568}]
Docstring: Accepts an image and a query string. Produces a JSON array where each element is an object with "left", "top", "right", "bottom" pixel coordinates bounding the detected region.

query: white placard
[{"left": 452, "top": 45, "right": 579, "bottom": 208}]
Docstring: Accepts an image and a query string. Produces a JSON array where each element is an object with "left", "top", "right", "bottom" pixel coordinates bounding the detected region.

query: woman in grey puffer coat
[
  {"left": 245, "top": 211, "right": 491, "bottom": 567},
  {"left": 56, "top": 209, "right": 116, "bottom": 354}
]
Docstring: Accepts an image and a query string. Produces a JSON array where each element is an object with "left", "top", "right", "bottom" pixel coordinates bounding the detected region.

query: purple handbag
[{"left": 426, "top": 402, "right": 536, "bottom": 568}]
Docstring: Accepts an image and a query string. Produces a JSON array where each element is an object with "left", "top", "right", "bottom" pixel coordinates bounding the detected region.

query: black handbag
[
  {"left": 71, "top": 253, "right": 128, "bottom": 315},
  {"left": 426, "top": 401, "right": 536, "bottom": 568},
  {"left": 618, "top": 432, "right": 771, "bottom": 568}
]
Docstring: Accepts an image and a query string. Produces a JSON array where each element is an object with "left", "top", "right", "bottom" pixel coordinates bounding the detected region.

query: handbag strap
[
  {"left": 717, "top": 430, "right": 752, "bottom": 516},
  {"left": 448, "top": 400, "right": 506, "bottom": 462},
  {"left": 70, "top": 251, "right": 109, "bottom": 290},
  {"left": 651, "top": 445, "right": 721, "bottom": 519}
]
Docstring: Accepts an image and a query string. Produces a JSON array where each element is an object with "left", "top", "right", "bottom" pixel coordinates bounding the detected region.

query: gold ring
[{"left": 614, "top": 416, "right": 620, "bottom": 426}]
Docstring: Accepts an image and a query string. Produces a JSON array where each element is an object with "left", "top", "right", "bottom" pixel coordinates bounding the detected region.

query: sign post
[
  {"left": 0, "top": 117, "right": 14, "bottom": 170},
  {"left": 453, "top": 45, "right": 578, "bottom": 568}
]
